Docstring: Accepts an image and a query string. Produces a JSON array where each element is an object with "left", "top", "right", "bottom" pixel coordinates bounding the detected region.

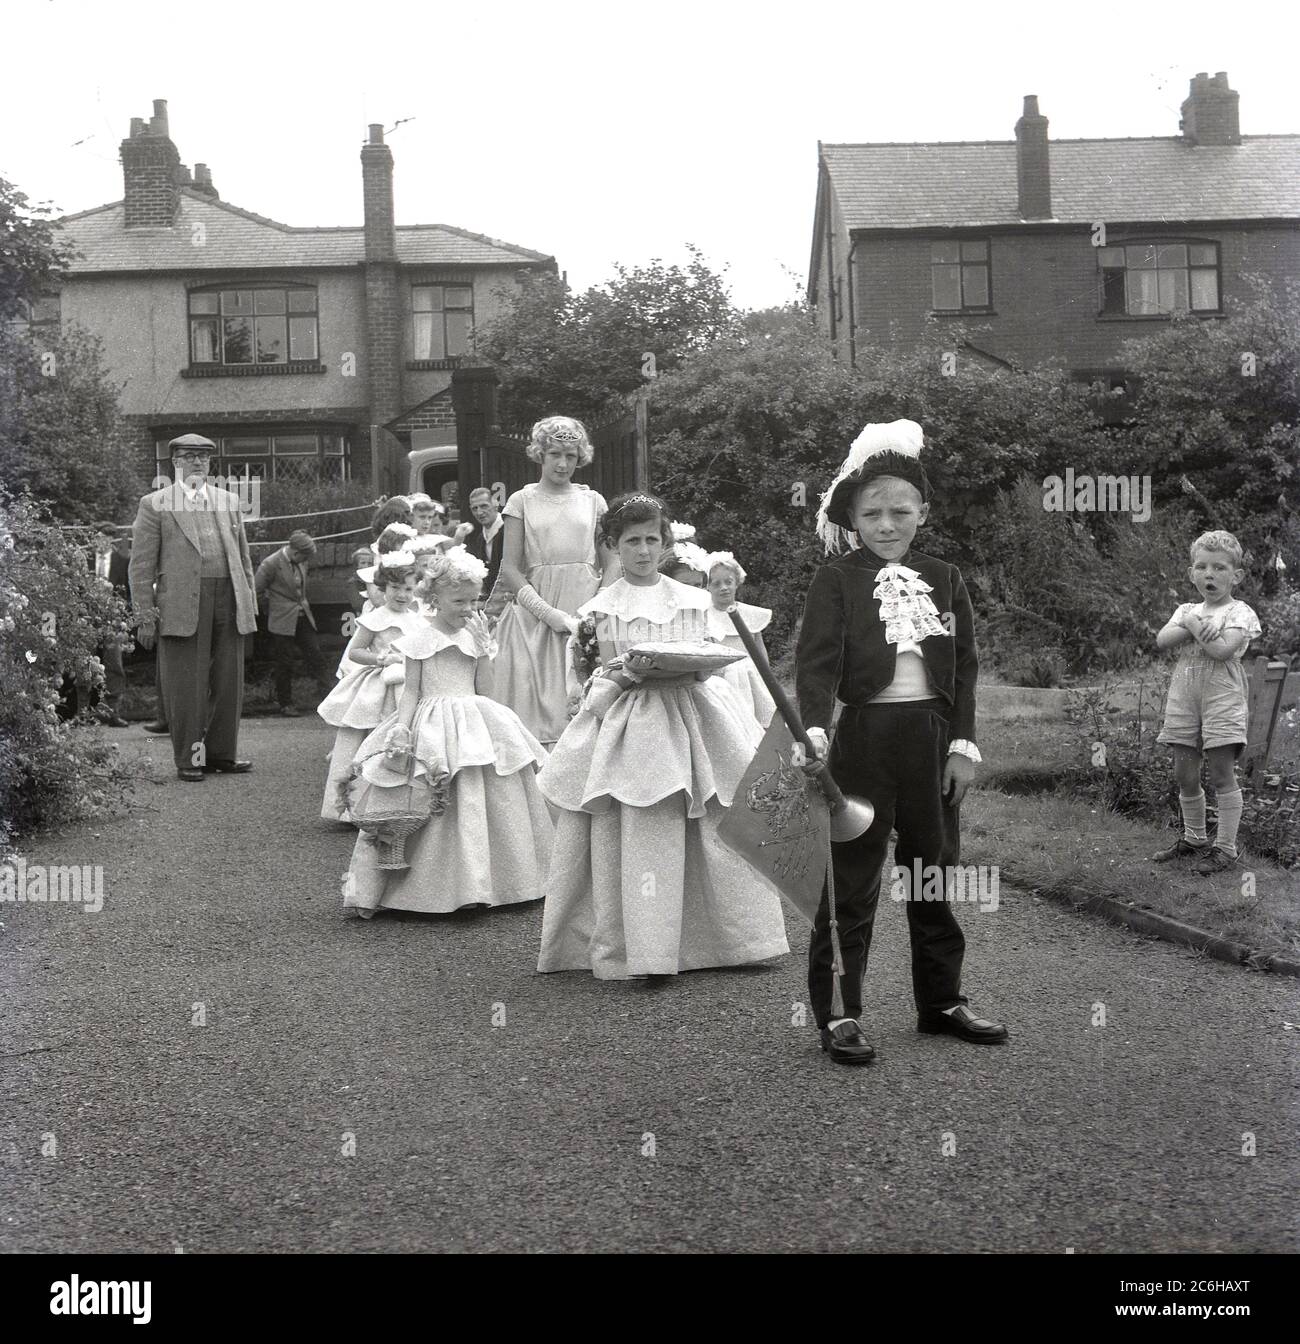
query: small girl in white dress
[
  {"left": 537, "top": 493, "right": 789, "bottom": 979},
  {"left": 343, "top": 547, "right": 552, "bottom": 918},
  {"left": 704, "top": 551, "right": 777, "bottom": 730},
  {"left": 318, "top": 551, "right": 424, "bottom": 821}
]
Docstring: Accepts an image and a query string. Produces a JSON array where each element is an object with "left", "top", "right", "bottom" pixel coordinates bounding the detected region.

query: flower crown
[{"left": 377, "top": 550, "right": 416, "bottom": 573}]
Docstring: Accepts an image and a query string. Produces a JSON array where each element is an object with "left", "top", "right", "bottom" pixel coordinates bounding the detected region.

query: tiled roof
[
  {"left": 59, "top": 190, "right": 554, "bottom": 272},
  {"left": 821, "top": 136, "right": 1300, "bottom": 229}
]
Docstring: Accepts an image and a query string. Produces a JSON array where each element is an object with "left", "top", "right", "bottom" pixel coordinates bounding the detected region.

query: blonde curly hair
[{"left": 526, "top": 415, "right": 594, "bottom": 467}]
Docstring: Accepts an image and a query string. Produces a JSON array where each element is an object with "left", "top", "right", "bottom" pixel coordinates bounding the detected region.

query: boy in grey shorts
[{"left": 1153, "top": 530, "right": 1261, "bottom": 874}]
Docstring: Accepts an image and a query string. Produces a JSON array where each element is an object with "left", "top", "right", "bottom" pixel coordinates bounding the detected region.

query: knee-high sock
[
  {"left": 1214, "top": 789, "right": 1243, "bottom": 857},
  {"left": 1179, "top": 790, "right": 1207, "bottom": 843}
]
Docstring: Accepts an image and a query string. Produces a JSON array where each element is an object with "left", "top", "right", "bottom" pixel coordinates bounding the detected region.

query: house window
[
  {"left": 188, "top": 286, "right": 319, "bottom": 366},
  {"left": 931, "top": 241, "right": 990, "bottom": 311},
  {"left": 1098, "top": 243, "right": 1220, "bottom": 316},
  {"left": 412, "top": 284, "right": 473, "bottom": 360},
  {"left": 156, "top": 431, "right": 348, "bottom": 484},
  {"left": 9, "top": 293, "right": 61, "bottom": 338}
]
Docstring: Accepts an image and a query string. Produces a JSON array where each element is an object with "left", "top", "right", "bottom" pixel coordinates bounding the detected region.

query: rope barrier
[{"left": 247, "top": 525, "right": 374, "bottom": 547}]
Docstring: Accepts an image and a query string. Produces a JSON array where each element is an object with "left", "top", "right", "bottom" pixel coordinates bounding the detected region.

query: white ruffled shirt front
[{"left": 872, "top": 563, "right": 980, "bottom": 764}]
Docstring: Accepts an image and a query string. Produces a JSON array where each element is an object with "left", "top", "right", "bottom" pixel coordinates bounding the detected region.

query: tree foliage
[
  {"left": 0, "top": 177, "right": 78, "bottom": 323},
  {"left": 0, "top": 323, "right": 146, "bottom": 524},
  {"left": 477, "top": 245, "right": 739, "bottom": 427},
  {"left": 1117, "top": 277, "right": 1299, "bottom": 548}
]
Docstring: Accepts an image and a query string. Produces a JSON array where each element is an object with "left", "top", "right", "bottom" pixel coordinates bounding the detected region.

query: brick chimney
[
  {"left": 120, "top": 99, "right": 181, "bottom": 227},
  {"left": 1180, "top": 71, "right": 1240, "bottom": 146},
  {"left": 1015, "top": 95, "right": 1052, "bottom": 220},
  {"left": 191, "top": 163, "right": 220, "bottom": 200},
  {"left": 361, "top": 124, "right": 403, "bottom": 492}
]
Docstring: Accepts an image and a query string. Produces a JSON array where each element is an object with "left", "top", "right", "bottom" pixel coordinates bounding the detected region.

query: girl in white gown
[
  {"left": 343, "top": 548, "right": 552, "bottom": 917},
  {"left": 491, "top": 417, "right": 617, "bottom": 746},
  {"left": 318, "top": 553, "right": 424, "bottom": 821},
  {"left": 704, "top": 551, "right": 777, "bottom": 731},
  {"left": 537, "top": 493, "right": 789, "bottom": 979}
]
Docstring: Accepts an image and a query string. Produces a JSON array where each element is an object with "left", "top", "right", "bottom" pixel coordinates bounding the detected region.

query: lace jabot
[{"left": 873, "top": 564, "right": 948, "bottom": 646}]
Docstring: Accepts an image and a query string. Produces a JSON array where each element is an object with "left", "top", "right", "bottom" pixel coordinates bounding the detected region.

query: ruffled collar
[
  {"left": 393, "top": 622, "right": 481, "bottom": 660},
  {"left": 873, "top": 563, "right": 948, "bottom": 645},
  {"left": 705, "top": 601, "right": 771, "bottom": 637},
  {"left": 580, "top": 576, "right": 712, "bottom": 623},
  {"left": 358, "top": 605, "right": 422, "bottom": 633}
]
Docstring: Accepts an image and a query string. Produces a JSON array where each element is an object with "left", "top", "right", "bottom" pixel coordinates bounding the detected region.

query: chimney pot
[
  {"left": 129, "top": 117, "right": 145, "bottom": 138},
  {"left": 1023, "top": 94, "right": 1039, "bottom": 117},
  {"left": 1180, "top": 70, "right": 1240, "bottom": 145},
  {"left": 368, "top": 123, "right": 385, "bottom": 145}
]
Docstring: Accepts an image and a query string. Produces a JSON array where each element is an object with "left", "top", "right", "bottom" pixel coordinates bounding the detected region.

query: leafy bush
[
  {"left": 0, "top": 323, "right": 146, "bottom": 524},
  {"left": 242, "top": 478, "right": 378, "bottom": 551},
  {"left": 0, "top": 492, "right": 139, "bottom": 850},
  {"left": 1120, "top": 279, "right": 1299, "bottom": 541}
]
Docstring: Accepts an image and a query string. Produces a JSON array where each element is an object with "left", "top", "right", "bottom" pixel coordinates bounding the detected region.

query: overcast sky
[{"left": 4, "top": 0, "right": 1297, "bottom": 311}]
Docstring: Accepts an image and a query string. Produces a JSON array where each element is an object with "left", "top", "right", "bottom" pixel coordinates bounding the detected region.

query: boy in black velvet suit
[{"left": 796, "top": 420, "right": 1007, "bottom": 1065}]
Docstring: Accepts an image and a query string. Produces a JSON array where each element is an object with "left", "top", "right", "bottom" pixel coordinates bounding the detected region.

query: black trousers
[
  {"left": 270, "top": 614, "right": 329, "bottom": 707},
  {"left": 808, "top": 701, "right": 968, "bottom": 1028}
]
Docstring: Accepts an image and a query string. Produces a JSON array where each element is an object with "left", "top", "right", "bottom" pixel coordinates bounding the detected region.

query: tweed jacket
[
  {"left": 255, "top": 547, "right": 316, "bottom": 635},
  {"left": 128, "top": 483, "right": 258, "bottom": 637},
  {"left": 795, "top": 544, "right": 978, "bottom": 744}
]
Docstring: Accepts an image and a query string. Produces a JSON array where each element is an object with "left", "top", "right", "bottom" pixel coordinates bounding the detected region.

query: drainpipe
[
  {"left": 822, "top": 169, "right": 837, "bottom": 349},
  {"left": 846, "top": 239, "right": 858, "bottom": 368}
]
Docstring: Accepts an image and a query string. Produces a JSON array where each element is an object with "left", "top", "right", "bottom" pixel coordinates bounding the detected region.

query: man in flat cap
[
  {"left": 254, "top": 529, "right": 331, "bottom": 716},
  {"left": 129, "top": 434, "right": 258, "bottom": 781}
]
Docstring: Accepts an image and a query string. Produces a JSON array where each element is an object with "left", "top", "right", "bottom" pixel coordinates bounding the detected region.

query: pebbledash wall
[{"left": 849, "top": 224, "right": 1300, "bottom": 369}]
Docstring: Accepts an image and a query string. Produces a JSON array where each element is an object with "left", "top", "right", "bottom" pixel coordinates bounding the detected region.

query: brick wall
[
  {"left": 120, "top": 134, "right": 180, "bottom": 228},
  {"left": 852, "top": 223, "right": 1300, "bottom": 371},
  {"left": 396, "top": 389, "right": 456, "bottom": 433}
]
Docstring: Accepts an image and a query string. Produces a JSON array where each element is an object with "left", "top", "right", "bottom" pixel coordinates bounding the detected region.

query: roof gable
[
  {"left": 821, "top": 136, "right": 1300, "bottom": 230},
  {"left": 59, "top": 190, "right": 554, "bottom": 272}
]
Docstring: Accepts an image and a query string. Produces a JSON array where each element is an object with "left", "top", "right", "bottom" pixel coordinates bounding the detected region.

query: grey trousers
[{"left": 159, "top": 577, "right": 244, "bottom": 770}]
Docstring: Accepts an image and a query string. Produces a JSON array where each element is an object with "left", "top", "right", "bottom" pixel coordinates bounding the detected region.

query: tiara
[
  {"left": 548, "top": 426, "right": 584, "bottom": 444},
  {"left": 616, "top": 494, "right": 660, "bottom": 510}
]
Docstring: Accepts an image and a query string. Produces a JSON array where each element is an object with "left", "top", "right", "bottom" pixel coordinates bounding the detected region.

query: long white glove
[{"left": 517, "top": 584, "right": 579, "bottom": 635}]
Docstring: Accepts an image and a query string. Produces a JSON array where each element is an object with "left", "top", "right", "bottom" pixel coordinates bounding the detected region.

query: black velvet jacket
[{"left": 795, "top": 544, "right": 978, "bottom": 743}]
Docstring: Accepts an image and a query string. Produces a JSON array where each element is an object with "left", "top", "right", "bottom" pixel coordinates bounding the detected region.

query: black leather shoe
[
  {"left": 177, "top": 768, "right": 206, "bottom": 782},
  {"left": 918, "top": 1004, "right": 1008, "bottom": 1044},
  {"left": 819, "top": 1020, "right": 876, "bottom": 1065},
  {"left": 143, "top": 720, "right": 170, "bottom": 734},
  {"left": 203, "top": 759, "right": 253, "bottom": 774}
]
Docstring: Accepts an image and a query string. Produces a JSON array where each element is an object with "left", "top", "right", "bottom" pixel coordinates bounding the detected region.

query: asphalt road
[{"left": 2, "top": 718, "right": 1296, "bottom": 1253}]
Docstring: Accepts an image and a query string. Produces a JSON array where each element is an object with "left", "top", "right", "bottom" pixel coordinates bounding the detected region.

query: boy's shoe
[
  {"left": 142, "top": 720, "right": 170, "bottom": 734},
  {"left": 1193, "top": 847, "right": 1238, "bottom": 875},
  {"left": 918, "top": 1004, "right": 1008, "bottom": 1044},
  {"left": 1152, "top": 836, "right": 1211, "bottom": 863},
  {"left": 819, "top": 1020, "right": 875, "bottom": 1065}
]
